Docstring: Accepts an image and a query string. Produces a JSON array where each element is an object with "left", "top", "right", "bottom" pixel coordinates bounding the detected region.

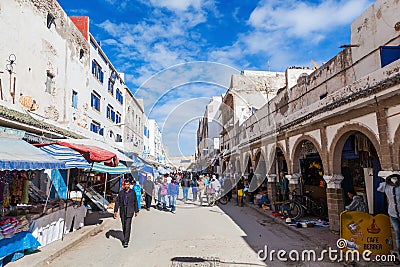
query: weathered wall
[{"left": 0, "top": 0, "right": 89, "bottom": 132}]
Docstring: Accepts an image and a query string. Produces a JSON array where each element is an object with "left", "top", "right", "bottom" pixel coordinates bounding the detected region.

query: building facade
[
  {"left": 219, "top": 70, "right": 287, "bottom": 180},
  {"left": 123, "top": 88, "right": 144, "bottom": 156},
  {"left": 84, "top": 32, "right": 126, "bottom": 149},
  {"left": 148, "top": 119, "right": 165, "bottom": 163},
  {"left": 0, "top": 0, "right": 90, "bottom": 141},
  {"left": 196, "top": 96, "right": 222, "bottom": 173},
  {"left": 222, "top": 0, "right": 400, "bottom": 232}
]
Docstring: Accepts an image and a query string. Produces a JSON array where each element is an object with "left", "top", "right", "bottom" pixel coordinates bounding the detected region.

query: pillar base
[{"left": 326, "top": 188, "right": 345, "bottom": 232}]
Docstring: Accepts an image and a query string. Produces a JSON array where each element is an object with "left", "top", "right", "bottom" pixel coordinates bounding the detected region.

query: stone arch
[
  {"left": 393, "top": 125, "right": 400, "bottom": 170},
  {"left": 329, "top": 123, "right": 382, "bottom": 175},
  {"left": 236, "top": 158, "right": 242, "bottom": 175},
  {"left": 291, "top": 135, "right": 326, "bottom": 174},
  {"left": 254, "top": 149, "right": 266, "bottom": 175},
  {"left": 242, "top": 151, "right": 251, "bottom": 175}
]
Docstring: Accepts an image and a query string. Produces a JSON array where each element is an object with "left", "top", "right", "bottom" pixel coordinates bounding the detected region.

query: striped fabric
[
  {"left": 0, "top": 138, "right": 66, "bottom": 171},
  {"left": 91, "top": 162, "right": 131, "bottom": 174},
  {"left": 39, "top": 144, "right": 92, "bottom": 169}
]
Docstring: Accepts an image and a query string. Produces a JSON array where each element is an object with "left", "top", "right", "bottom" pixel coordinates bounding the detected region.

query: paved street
[{"left": 47, "top": 196, "right": 340, "bottom": 267}]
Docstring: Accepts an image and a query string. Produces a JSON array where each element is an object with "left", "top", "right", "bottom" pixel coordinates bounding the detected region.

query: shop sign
[
  {"left": 19, "top": 95, "right": 39, "bottom": 111},
  {"left": 340, "top": 211, "right": 392, "bottom": 255}
]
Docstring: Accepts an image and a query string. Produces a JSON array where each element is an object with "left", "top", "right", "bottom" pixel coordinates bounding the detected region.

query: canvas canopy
[
  {"left": 0, "top": 138, "right": 66, "bottom": 170},
  {"left": 37, "top": 143, "right": 92, "bottom": 169}
]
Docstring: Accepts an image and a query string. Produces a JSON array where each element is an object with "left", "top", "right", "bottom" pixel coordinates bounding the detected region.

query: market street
[{"left": 46, "top": 198, "right": 339, "bottom": 267}]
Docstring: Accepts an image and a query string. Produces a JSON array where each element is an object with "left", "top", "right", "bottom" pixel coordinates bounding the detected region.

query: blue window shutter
[
  {"left": 92, "top": 61, "right": 95, "bottom": 74},
  {"left": 100, "top": 71, "right": 104, "bottom": 83}
]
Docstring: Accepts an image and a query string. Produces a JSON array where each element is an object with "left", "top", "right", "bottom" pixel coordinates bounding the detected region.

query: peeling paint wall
[
  {"left": 351, "top": 0, "right": 400, "bottom": 78},
  {"left": 0, "top": 0, "right": 89, "bottom": 133}
]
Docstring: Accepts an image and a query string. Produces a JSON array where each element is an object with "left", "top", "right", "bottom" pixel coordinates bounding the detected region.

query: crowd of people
[{"left": 113, "top": 171, "right": 260, "bottom": 248}]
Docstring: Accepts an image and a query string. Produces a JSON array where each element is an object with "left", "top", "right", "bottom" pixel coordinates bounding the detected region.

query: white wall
[
  {"left": 0, "top": 0, "right": 89, "bottom": 133},
  {"left": 123, "top": 88, "right": 144, "bottom": 155}
]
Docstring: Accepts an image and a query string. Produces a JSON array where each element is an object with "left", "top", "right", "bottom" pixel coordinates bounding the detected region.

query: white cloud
[
  {"left": 103, "top": 0, "right": 129, "bottom": 9},
  {"left": 91, "top": 0, "right": 373, "bottom": 155},
  {"left": 68, "top": 9, "right": 89, "bottom": 15},
  {"left": 248, "top": 0, "right": 373, "bottom": 37}
]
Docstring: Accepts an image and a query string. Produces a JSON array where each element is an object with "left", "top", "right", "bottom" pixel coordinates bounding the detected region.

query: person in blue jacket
[
  {"left": 168, "top": 177, "right": 179, "bottom": 213},
  {"left": 132, "top": 180, "right": 142, "bottom": 210}
]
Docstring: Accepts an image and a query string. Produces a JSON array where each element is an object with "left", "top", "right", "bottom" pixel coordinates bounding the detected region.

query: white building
[
  {"left": 142, "top": 115, "right": 150, "bottom": 159},
  {"left": 123, "top": 88, "right": 144, "bottom": 156},
  {"left": 219, "top": 70, "right": 287, "bottom": 176},
  {"left": 196, "top": 96, "right": 222, "bottom": 173},
  {"left": 148, "top": 119, "right": 165, "bottom": 163},
  {"left": 0, "top": 0, "right": 89, "bottom": 140},
  {"left": 84, "top": 32, "right": 126, "bottom": 149}
]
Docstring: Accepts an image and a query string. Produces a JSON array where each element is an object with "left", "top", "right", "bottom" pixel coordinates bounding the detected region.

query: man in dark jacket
[
  {"left": 143, "top": 175, "right": 155, "bottom": 210},
  {"left": 181, "top": 175, "right": 191, "bottom": 202},
  {"left": 114, "top": 180, "right": 139, "bottom": 248}
]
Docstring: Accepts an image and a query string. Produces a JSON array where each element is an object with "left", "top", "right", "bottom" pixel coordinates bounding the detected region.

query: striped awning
[
  {"left": 91, "top": 162, "right": 131, "bottom": 174},
  {"left": 38, "top": 144, "right": 92, "bottom": 169},
  {"left": 0, "top": 138, "right": 66, "bottom": 170}
]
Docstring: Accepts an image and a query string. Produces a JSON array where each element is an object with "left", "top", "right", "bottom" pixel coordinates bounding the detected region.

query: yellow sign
[
  {"left": 340, "top": 211, "right": 393, "bottom": 255},
  {"left": 19, "top": 95, "right": 39, "bottom": 111}
]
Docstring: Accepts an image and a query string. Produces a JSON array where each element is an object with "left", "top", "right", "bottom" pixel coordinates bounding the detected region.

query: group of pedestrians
[{"left": 112, "top": 172, "right": 233, "bottom": 248}]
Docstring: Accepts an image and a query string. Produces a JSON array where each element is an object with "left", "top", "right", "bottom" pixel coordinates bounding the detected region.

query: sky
[{"left": 57, "top": 0, "right": 373, "bottom": 157}]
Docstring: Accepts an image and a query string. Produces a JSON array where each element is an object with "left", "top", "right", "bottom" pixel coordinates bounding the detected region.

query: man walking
[
  {"left": 181, "top": 174, "right": 191, "bottom": 202},
  {"left": 143, "top": 175, "right": 155, "bottom": 211},
  {"left": 114, "top": 180, "right": 139, "bottom": 248}
]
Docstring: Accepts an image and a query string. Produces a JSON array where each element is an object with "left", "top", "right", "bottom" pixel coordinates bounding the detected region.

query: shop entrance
[
  {"left": 340, "top": 132, "right": 386, "bottom": 214},
  {"left": 253, "top": 151, "right": 266, "bottom": 190},
  {"left": 295, "top": 140, "right": 327, "bottom": 215}
]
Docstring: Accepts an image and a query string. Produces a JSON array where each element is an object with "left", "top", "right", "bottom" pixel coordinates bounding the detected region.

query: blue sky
[{"left": 58, "top": 0, "right": 373, "bottom": 157}]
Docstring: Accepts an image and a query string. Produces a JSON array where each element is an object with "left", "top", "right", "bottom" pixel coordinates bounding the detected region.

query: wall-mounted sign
[{"left": 19, "top": 96, "right": 39, "bottom": 111}]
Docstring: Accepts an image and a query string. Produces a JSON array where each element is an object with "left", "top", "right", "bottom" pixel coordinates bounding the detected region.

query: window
[
  {"left": 91, "top": 60, "right": 103, "bottom": 83},
  {"left": 116, "top": 112, "right": 121, "bottom": 124},
  {"left": 91, "top": 92, "right": 100, "bottom": 111},
  {"left": 45, "top": 71, "right": 54, "bottom": 94},
  {"left": 108, "top": 79, "right": 114, "bottom": 95},
  {"left": 106, "top": 105, "right": 115, "bottom": 122},
  {"left": 380, "top": 46, "right": 400, "bottom": 67},
  {"left": 116, "top": 89, "right": 123, "bottom": 104},
  {"left": 79, "top": 49, "right": 85, "bottom": 60},
  {"left": 90, "top": 121, "right": 101, "bottom": 134},
  {"left": 72, "top": 90, "right": 78, "bottom": 108},
  {"left": 47, "top": 13, "right": 55, "bottom": 29},
  {"left": 116, "top": 134, "right": 122, "bottom": 142}
]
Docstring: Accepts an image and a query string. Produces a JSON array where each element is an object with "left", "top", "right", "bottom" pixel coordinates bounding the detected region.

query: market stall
[
  {"left": 77, "top": 162, "right": 131, "bottom": 211},
  {"left": 0, "top": 137, "right": 66, "bottom": 265},
  {"left": 32, "top": 143, "right": 93, "bottom": 246}
]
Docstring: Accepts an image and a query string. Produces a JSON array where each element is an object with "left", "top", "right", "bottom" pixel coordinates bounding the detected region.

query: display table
[
  {"left": 0, "top": 231, "right": 41, "bottom": 267},
  {"left": 29, "top": 205, "right": 86, "bottom": 248}
]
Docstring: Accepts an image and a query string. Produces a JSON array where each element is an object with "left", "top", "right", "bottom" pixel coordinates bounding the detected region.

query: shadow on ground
[
  {"left": 84, "top": 211, "right": 113, "bottom": 226},
  {"left": 105, "top": 229, "right": 124, "bottom": 243}
]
